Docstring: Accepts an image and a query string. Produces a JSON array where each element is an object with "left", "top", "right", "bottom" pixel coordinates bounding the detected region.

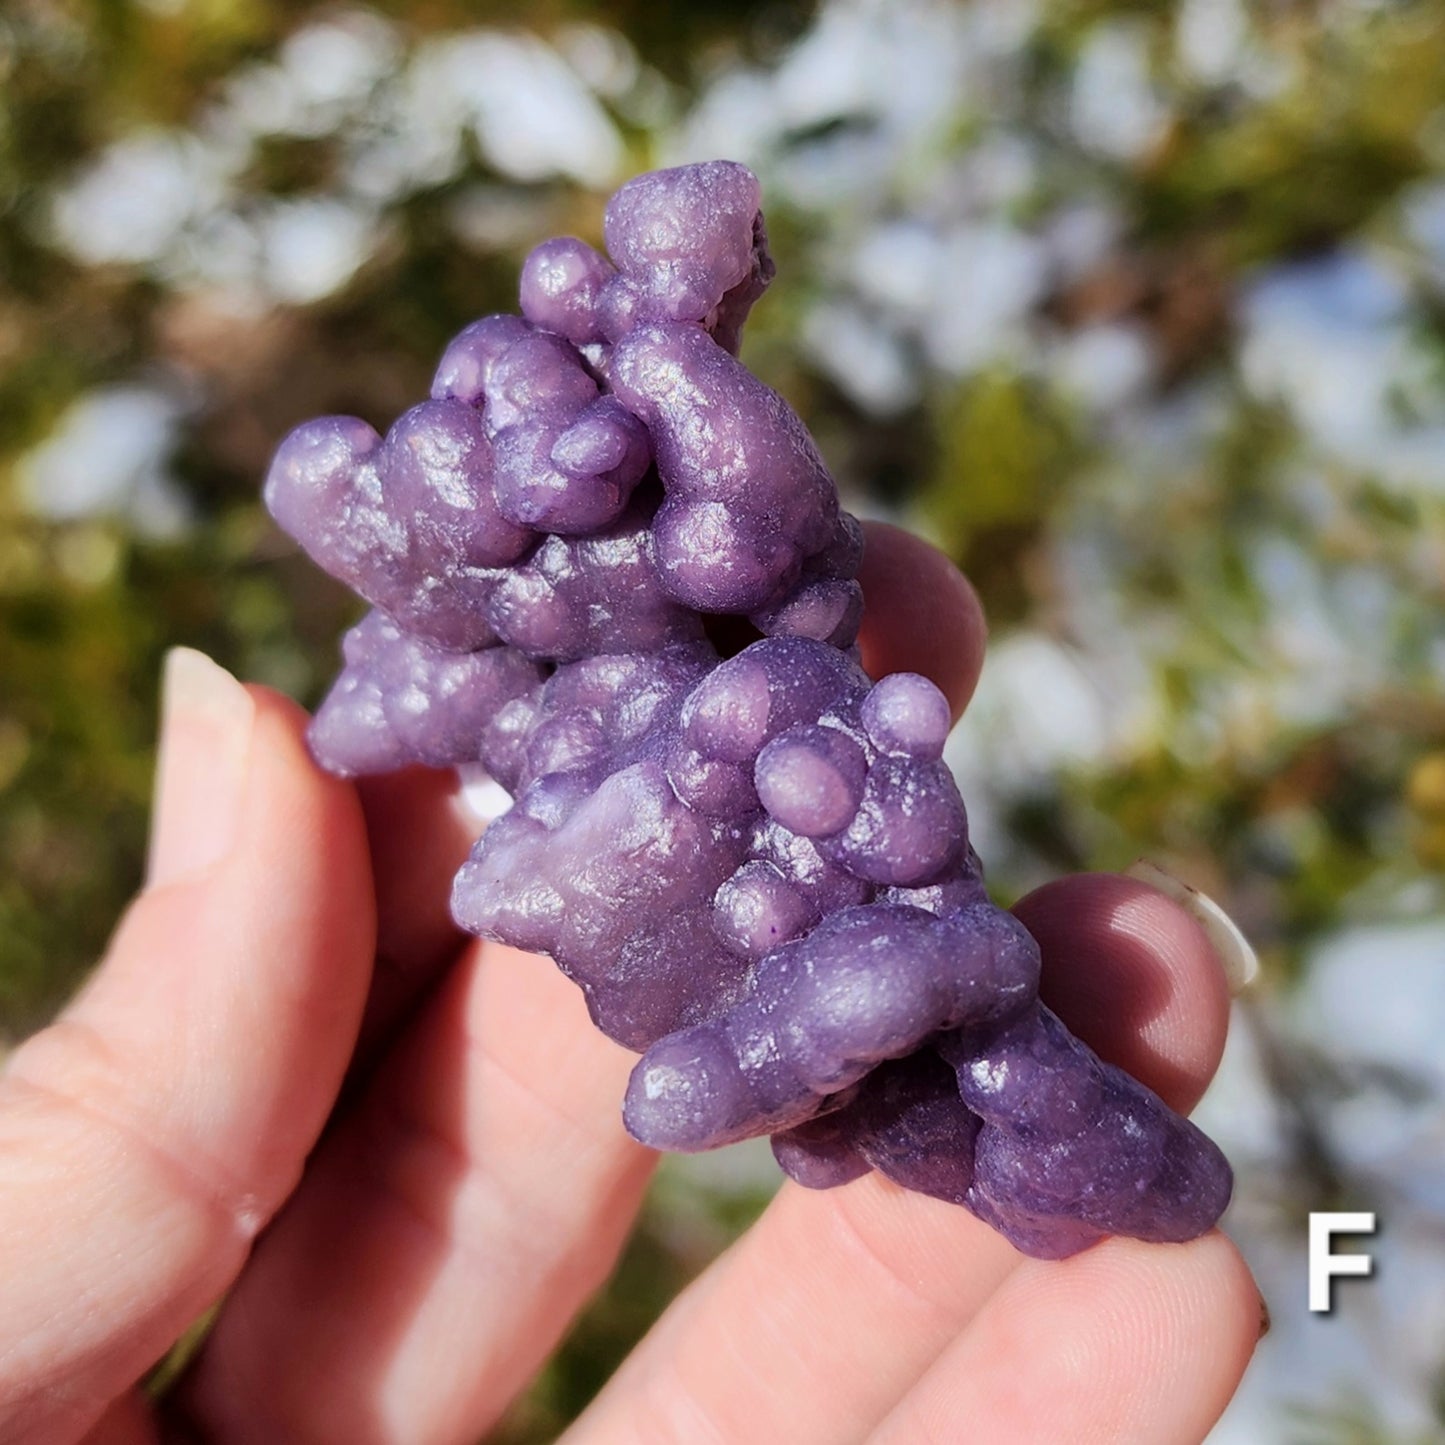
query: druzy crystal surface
[{"left": 265, "top": 160, "right": 1232, "bottom": 1259}]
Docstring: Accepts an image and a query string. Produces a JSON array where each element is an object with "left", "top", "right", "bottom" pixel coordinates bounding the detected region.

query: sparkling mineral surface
[{"left": 264, "top": 160, "right": 1232, "bottom": 1259}]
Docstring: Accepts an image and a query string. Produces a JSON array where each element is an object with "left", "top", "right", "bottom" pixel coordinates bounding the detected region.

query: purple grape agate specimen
[{"left": 263, "top": 160, "right": 1232, "bottom": 1259}]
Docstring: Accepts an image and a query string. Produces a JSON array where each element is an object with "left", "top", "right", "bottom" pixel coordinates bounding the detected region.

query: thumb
[{"left": 0, "top": 650, "right": 376, "bottom": 1445}]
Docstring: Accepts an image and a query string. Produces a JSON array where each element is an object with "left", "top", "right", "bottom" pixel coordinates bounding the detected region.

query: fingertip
[
  {"left": 240, "top": 677, "right": 313, "bottom": 730},
  {"left": 980, "top": 1228, "right": 1262, "bottom": 1445},
  {"left": 230, "top": 685, "right": 376, "bottom": 1008},
  {"left": 1123, "top": 859, "right": 1259, "bottom": 994},
  {"left": 1080, "top": 1228, "right": 1264, "bottom": 1430},
  {"left": 76, "top": 671, "right": 379, "bottom": 1188},
  {"left": 240, "top": 681, "right": 371, "bottom": 870},
  {"left": 856, "top": 521, "right": 986, "bottom": 722},
  {"left": 72, "top": 676, "right": 378, "bottom": 1156},
  {"left": 148, "top": 651, "right": 256, "bottom": 891},
  {"left": 1011, "top": 873, "right": 1232, "bottom": 1115}
]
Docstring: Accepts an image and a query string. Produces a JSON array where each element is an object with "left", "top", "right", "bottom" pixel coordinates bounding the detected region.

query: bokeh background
[{"left": 3, "top": 0, "right": 1444, "bottom": 1438}]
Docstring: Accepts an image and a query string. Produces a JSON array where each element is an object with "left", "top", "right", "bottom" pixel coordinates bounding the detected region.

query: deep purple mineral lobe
[
  {"left": 515, "top": 159, "right": 774, "bottom": 358},
  {"left": 609, "top": 321, "right": 845, "bottom": 617},
  {"left": 263, "top": 160, "right": 1232, "bottom": 1259}
]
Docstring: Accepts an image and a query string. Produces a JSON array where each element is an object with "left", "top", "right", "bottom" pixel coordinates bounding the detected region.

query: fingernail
[
  {"left": 147, "top": 648, "right": 255, "bottom": 888},
  {"left": 1258, "top": 1292, "right": 1271, "bottom": 1339},
  {"left": 1123, "top": 859, "right": 1259, "bottom": 994}
]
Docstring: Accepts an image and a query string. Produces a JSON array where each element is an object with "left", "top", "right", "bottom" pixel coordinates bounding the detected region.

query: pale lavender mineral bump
[
  {"left": 609, "top": 321, "right": 840, "bottom": 614},
  {"left": 309, "top": 610, "right": 543, "bottom": 777},
  {"left": 599, "top": 160, "right": 774, "bottom": 354},
  {"left": 520, "top": 236, "right": 616, "bottom": 347}
]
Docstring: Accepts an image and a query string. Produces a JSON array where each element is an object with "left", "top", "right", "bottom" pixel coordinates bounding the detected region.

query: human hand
[{"left": 0, "top": 524, "right": 1262, "bottom": 1445}]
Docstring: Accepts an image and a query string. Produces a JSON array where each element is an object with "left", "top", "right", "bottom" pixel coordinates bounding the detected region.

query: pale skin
[{"left": 0, "top": 524, "right": 1263, "bottom": 1445}]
